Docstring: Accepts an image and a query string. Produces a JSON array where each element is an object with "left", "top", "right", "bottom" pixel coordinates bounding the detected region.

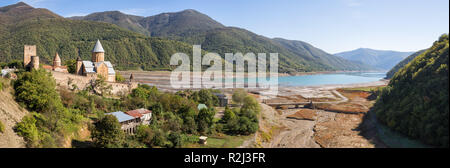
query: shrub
[
  {"left": 0, "top": 120, "right": 4, "bottom": 133},
  {"left": 13, "top": 69, "right": 61, "bottom": 112},
  {"left": 91, "top": 115, "right": 125, "bottom": 148},
  {"left": 115, "top": 72, "right": 126, "bottom": 83},
  {"left": 232, "top": 89, "right": 247, "bottom": 105},
  {"left": 15, "top": 113, "right": 40, "bottom": 147}
]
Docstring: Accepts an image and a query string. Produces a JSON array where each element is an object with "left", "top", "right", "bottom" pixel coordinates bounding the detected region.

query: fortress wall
[{"left": 51, "top": 71, "right": 137, "bottom": 95}]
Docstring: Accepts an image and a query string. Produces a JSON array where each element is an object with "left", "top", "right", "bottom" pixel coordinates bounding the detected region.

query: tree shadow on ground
[
  {"left": 356, "top": 108, "right": 389, "bottom": 148},
  {"left": 71, "top": 140, "right": 95, "bottom": 148}
]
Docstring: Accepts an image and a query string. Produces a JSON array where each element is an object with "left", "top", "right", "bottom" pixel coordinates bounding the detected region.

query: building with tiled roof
[
  {"left": 106, "top": 111, "right": 139, "bottom": 134},
  {"left": 75, "top": 39, "right": 116, "bottom": 82},
  {"left": 126, "top": 108, "right": 152, "bottom": 125}
]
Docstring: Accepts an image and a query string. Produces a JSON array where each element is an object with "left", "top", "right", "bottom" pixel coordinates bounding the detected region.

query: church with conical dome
[{"left": 75, "top": 39, "right": 116, "bottom": 82}]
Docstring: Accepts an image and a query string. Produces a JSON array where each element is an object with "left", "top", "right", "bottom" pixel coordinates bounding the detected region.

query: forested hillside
[
  {"left": 70, "top": 9, "right": 374, "bottom": 73},
  {"left": 385, "top": 50, "right": 427, "bottom": 79},
  {"left": 0, "top": 3, "right": 194, "bottom": 71},
  {"left": 373, "top": 34, "right": 449, "bottom": 147}
]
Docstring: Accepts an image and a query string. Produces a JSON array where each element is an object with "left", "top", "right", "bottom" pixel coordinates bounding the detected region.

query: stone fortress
[{"left": 23, "top": 40, "right": 137, "bottom": 94}]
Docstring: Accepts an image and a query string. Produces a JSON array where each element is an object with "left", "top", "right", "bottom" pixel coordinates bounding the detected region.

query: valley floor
[{"left": 240, "top": 81, "right": 390, "bottom": 148}]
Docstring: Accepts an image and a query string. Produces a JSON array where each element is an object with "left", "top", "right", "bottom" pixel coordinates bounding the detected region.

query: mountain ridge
[
  {"left": 68, "top": 8, "right": 374, "bottom": 72},
  {"left": 335, "top": 48, "right": 414, "bottom": 70}
]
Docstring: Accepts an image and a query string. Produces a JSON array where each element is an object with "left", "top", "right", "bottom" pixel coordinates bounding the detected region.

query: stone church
[{"left": 75, "top": 40, "right": 116, "bottom": 82}]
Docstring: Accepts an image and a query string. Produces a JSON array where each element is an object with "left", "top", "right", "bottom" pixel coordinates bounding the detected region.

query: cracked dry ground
[
  {"left": 264, "top": 89, "right": 384, "bottom": 148},
  {"left": 312, "top": 89, "right": 381, "bottom": 148}
]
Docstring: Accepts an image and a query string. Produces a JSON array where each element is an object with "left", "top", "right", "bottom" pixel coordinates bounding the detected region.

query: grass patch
[{"left": 342, "top": 86, "right": 385, "bottom": 92}]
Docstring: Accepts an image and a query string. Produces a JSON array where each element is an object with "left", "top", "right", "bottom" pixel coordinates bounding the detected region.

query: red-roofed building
[{"left": 126, "top": 108, "right": 152, "bottom": 125}]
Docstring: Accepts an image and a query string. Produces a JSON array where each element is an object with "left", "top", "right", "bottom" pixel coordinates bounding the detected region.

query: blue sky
[{"left": 1, "top": 0, "right": 449, "bottom": 53}]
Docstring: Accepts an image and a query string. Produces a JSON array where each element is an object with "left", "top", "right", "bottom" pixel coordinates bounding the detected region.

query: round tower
[
  {"left": 53, "top": 52, "right": 61, "bottom": 68},
  {"left": 31, "top": 56, "right": 39, "bottom": 70},
  {"left": 92, "top": 39, "right": 105, "bottom": 62},
  {"left": 76, "top": 57, "right": 83, "bottom": 75}
]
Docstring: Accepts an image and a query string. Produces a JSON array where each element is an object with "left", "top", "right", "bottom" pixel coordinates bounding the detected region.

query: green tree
[
  {"left": 15, "top": 113, "right": 40, "bottom": 147},
  {"left": 167, "top": 132, "right": 183, "bottom": 148},
  {"left": 196, "top": 108, "right": 216, "bottom": 134},
  {"left": 88, "top": 75, "right": 112, "bottom": 96},
  {"left": 91, "top": 115, "right": 125, "bottom": 148},
  {"left": 115, "top": 72, "right": 126, "bottom": 83},
  {"left": 64, "top": 59, "right": 76, "bottom": 74},
  {"left": 232, "top": 89, "right": 247, "bottom": 105},
  {"left": 13, "top": 69, "right": 61, "bottom": 112},
  {"left": 135, "top": 125, "right": 154, "bottom": 146}
]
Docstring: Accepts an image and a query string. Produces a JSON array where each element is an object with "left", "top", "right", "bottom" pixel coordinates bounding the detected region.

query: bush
[
  {"left": 0, "top": 120, "right": 5, "bottom": 133},
  {"left": 91, "top": 115, "right": 125, "bottom": 148},
  {"left": 15, "top": 113, "right": 40, "bottom": 147},
  {"left": 13, "top": 69, "right": 61, "bottom": 112},
  {"left": 232, "top": 89, "right": 247, "bottom": 105},
  {"left": 115, "top": 72, "right": 126, "bottom": 83},
  {"left": 135, "top": 125, "right": 154, "bottom": 146},
  {"left": 196, "top": 108, "right": 216, "bottom": 134}
]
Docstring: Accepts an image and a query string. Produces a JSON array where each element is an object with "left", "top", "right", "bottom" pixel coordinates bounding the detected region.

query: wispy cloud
[
  {"left": 342, "top": 0, "right": 364, "bottom": 19},
  {"left": 119, "top": 8, "right": 148, "bottom": 16}
]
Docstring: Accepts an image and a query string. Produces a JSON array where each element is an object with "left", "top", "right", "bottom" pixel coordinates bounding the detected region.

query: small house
[
  {"left": 126, "top": 108, "right": 152, "bottom": 125},
  {"left": 199, "top": 136, "right": 208, "bottom": 145},
  {"left": 106, "top": 111, "right": 139, "bottom": 134},
  {"left": 213, "top": 93, "right": 228, "bottom": 107}
]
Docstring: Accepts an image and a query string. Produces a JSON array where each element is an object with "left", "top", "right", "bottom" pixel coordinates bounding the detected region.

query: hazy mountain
[
  {"left": 272, "top": 38, "right": 375, "bottom": 71},
  {"left": 335, "top": 48, "right": 414, "bottom": 70},
  {"left": 70, "top": 9, "right": 374, "bottom": 73},
  {"left": 385, "top": 49, "right": 427, "bottom": 79}
]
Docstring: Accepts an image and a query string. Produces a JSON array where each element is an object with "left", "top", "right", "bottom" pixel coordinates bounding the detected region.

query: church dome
[{"left": 92, "top": 39, "right": 105, "bottom": 53}]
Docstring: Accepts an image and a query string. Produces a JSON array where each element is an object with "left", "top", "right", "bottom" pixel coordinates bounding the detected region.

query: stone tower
[
  {"left": 30, "top": 56, "right": 39, "bottom": 70},
  {"left": 53, "top": 52, "right": 61, "bottom": 67},
  {"left": 76, "top": 56, "right": 82, "bottom": 75},
  {"left": 24, "top": 45, "right": 36, "bottom": 68},
  {"left": 92, "top": 39, "right": 105, "bottom": 63}
]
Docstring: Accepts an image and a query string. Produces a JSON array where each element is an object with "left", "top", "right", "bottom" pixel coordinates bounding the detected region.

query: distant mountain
[
  {"left": 373, "top": 34, "right": 448, "bottom": 147},
  {"left": 335, "top": 48, "right": 414, "bottom": 70},
  {"left": 0, "top": 2, "right": 195, "bottom": 71},
  {"left": 70, "top": 10, "right": 374, "bottom": 73},
  {"left": 272, "top": 38, "right": 375, "bottom": 71},
  {"left": 385, "top": 49, "right": 427, "bottom": 79}
]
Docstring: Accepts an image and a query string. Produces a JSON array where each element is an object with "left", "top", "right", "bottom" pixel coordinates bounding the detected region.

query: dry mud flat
[{"left": 255, "top": 81, "right": 387, "bottom": 148}]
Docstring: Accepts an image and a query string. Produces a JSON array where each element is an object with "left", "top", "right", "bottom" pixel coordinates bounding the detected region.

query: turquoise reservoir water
[{"left": 241, "top": 72, "right": 386, "bottom": 87}]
